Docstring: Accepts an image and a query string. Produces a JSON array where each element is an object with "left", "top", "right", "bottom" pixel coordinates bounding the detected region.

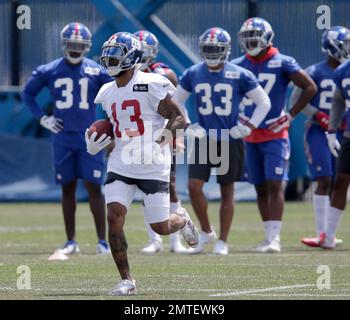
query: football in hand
[{"left": 88, "top": 119, "right": 113, "bottom": 140}]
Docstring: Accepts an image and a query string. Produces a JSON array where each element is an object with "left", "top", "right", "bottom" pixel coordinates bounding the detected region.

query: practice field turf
[{"left": 0, "top": 202, "right": 350, "bottom": 300}]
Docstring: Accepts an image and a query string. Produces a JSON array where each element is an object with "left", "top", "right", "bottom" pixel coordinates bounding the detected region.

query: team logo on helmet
[
  {"left": 322, "top": 26, "right": 350, "bottom": 63},
  {"left": 100, "top": 32, "right": 143, "bottom": 77}
]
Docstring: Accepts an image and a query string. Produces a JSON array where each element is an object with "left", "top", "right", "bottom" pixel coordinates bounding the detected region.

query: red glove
[{"left": 314, "top": 111, "right": 329, "bottom": 131}]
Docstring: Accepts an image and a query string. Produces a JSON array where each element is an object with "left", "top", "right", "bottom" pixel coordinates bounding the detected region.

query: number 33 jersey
[
  {"left": 179, "top": 61, "right": 259, "bottom": 140},
  {"left": 94, "top": 70, "right": 176, "bottom": 182}
]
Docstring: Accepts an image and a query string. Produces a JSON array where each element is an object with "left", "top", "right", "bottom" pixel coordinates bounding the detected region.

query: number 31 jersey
[
  {"left": 22, "top": 57, "right": 113, "bottom": 131},
  {"left": 94, "top": 70, "right": 176, "bottom": 182}
]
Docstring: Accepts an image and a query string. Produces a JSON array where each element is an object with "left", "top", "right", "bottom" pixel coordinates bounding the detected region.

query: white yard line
[{"left": 209, "top": 284, "right": 315, "bottom": 297}]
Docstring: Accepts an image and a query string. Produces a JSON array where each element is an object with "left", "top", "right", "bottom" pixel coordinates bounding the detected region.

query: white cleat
[
  {"left": 255, "top": 238, "right": 281, "bottom": 253},
  {"left": 254, "top": 240, "right": 270, "bottom": 253},
  {"left": 169, "top": 231, "right": 188, "bottom": 253},
  {"left": 58, "top": 240, "right": 80, "bottom": 255},
  {"left": 178, "top": 208, "right": 199, "bottom": 248},
  {"left": 109, "top": 279, "right": 137, "bottom": 296},
  {"left": 335, "top": 238, "right": 343, "bottom": 246},
  {"left": 213, "top": 240, "right": 229, "bottom": 255},
  {"left": 188, "top": 229, "right": 217, "bottom": 254},
  {"left": 319, "top": 233, "right": 336, "bottom": 250},
  {"left": 141, "top": 240, "right": 163, "bottom": 253},
  {"left": 264, "top": 238, "right": 281, "bottom": 253},
  {"left": 169, "top": 240, "right": 188, "bottom": 253},
  {"left": 96, "top": 241, "right": 111, "bottom": 255}
]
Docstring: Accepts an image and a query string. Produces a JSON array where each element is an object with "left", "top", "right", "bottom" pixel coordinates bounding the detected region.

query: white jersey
[{"left": 94, "top": 70, "right": 176, "bottom": 182}]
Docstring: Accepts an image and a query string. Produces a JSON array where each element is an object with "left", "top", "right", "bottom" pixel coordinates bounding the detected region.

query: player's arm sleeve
[
  {"left": 149, "top": 77, "right": 177, "bottom": 109},
  {"left": 329, "top": 88, "right": 346, "bottom": 130},
  {"left": 291, "top": 85, "right": 318, "bottom": 117},
  {"left": 282, "top": 56, "right": 301, "bottom": 75},
  {"left": 239, "top": 69, "right": 259, "bottom": 94},
  {"left": 245, "top": 85, "right": 271, "bottom": 128},
  {"left": 94, "top": 87, "right": 106, "bottom": 111},
  {"left": 178, "top": 68, "right": 193, "bottom": 93},
  {"left": 21, "top": 66, "right": 48, "bottom": 119},
  {"left": 172, "top": 85, "right": 191, "bottom": 124}
]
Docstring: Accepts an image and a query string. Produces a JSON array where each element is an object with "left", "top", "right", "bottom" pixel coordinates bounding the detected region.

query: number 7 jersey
[{"left": 94, "top": 70, "right": 176, "bottom": 182}]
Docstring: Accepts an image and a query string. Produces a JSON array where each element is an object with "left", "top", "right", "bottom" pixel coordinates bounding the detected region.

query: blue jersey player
[
  {"left": 174, "top": 27, "right": 271, "bottom": 255},
  {"left": 296, "top": 27, "right": 350, "bottom": 247},
  {"left": 304, "top": 28, "right": 350, "bottom": 249},
  {"left": 134, "top": 30, "right": 188, "bottom": 254},
  {"left": 22, "top": 23, "right": 113, "bottom": 255},
  {"left": 232, "top": 17, "right": 316, "bottom": 253}
]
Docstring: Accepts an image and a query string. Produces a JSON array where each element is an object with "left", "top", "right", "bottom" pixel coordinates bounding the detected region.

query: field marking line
[{"left": 209, "top": 284, "right": 315, "bottom": 297}]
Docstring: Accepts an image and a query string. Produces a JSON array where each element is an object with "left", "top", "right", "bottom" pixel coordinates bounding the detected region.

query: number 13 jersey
[{"left": 94, "top": 70, "right": 176, "bottom": 182}]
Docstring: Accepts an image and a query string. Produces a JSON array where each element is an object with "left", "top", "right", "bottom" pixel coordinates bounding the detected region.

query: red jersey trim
[
  {"left": 245, "top": 47, "right": 279, "bottom": 63},
  {"left": 245, "top": 128, "right": 289, "bottom": 143}
]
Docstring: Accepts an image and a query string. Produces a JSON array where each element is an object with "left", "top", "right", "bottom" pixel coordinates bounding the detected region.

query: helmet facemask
[
  {"left": 238, "top": 29, "right": 274, "bottom": 56},
  {"left": 200, "top": 43, "right": 230, "bottom": 67},
  {"left": 100, "top": 43, "right": 141, "bottom": 77},
  {"left": 62, "top": 39, "right": 91, "bottom": 64},
  {"left": 325, "top": 38, "right": 350, "bottom": 63},
  {"left": 140, "top": 43, "right": 159, "bottom": 68}
]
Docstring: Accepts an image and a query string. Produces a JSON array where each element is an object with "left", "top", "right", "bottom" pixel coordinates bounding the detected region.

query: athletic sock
[
  {"left": 145, "top": 221, "right": 162, "bottom": 243},
  {"left": 313, "top": 194, "right": 329, "bottom": 235},
  {"left": 169, "top": 231, "right": 181, "bottom": 246},
  {"left": 325, "top": 206, "right": 343, "bottom": 242},
  {"left": 170, "top": 201, "right": 181, "bottom": 213},
  {"left": 269, "top": 220, "right": 282, "bottom": 242},
  {"left": 263, "top": 221, "right": 271, "bottom": 242}
]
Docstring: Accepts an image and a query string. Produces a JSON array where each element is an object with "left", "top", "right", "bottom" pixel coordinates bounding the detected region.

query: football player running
[
  {"left": 306, "top": 28, "right": 350, "bottom": 249},
  {"left": 134, "top": 30, "right": 188, "bottom": 254},
  {"left": 294, "top": 27, "right": 350, "bottom": 247},
  {"left": 22, "top": 23, "right": 112, "bottom": 255},
  {"left": 174, "top": 27, "right": 271, "bottom": 255},
  {"left": 85, "top": 32, "right": 199, "bottom": 295},
  {"left": 232, "top": 17, "right": 317, "bottom": 253}
]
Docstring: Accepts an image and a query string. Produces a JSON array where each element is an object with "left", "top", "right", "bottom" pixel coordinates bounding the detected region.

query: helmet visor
[{"left": 63, "top": 39, "right": 90, "bottom": 52}]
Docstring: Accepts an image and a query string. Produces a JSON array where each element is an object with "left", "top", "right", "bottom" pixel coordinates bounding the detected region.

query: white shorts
[{"left": 105, "top": 179, "right": 170, "bottom": 224}]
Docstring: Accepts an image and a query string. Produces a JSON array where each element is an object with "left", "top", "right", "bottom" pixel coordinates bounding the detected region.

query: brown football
[{"left": 88, "top": 119, "right": 113, "bottom": 139}]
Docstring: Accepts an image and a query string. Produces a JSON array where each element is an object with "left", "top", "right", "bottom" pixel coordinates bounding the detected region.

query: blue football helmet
[
  {"left": 238, "top": 17, "right": 274, "bottom": 56},
  {"left": 100, "top": 32, "right": 143, "bottom": 77},
  {"left": 322, "top": 26, "right": 350, "bottom": 63},
  {"left": 199, "top": 27, "right": 231, "bottom": 67},
  {"left": 134, "top": 30, "right": 159, "bottom": 67},
  {"left": 61, "top": 22, "right": 92, "bottom": 64}
]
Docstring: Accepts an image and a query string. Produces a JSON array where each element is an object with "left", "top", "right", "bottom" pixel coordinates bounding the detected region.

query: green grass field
[{"left": 0, "top": 201, "right": 350, "bottom": 300}]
